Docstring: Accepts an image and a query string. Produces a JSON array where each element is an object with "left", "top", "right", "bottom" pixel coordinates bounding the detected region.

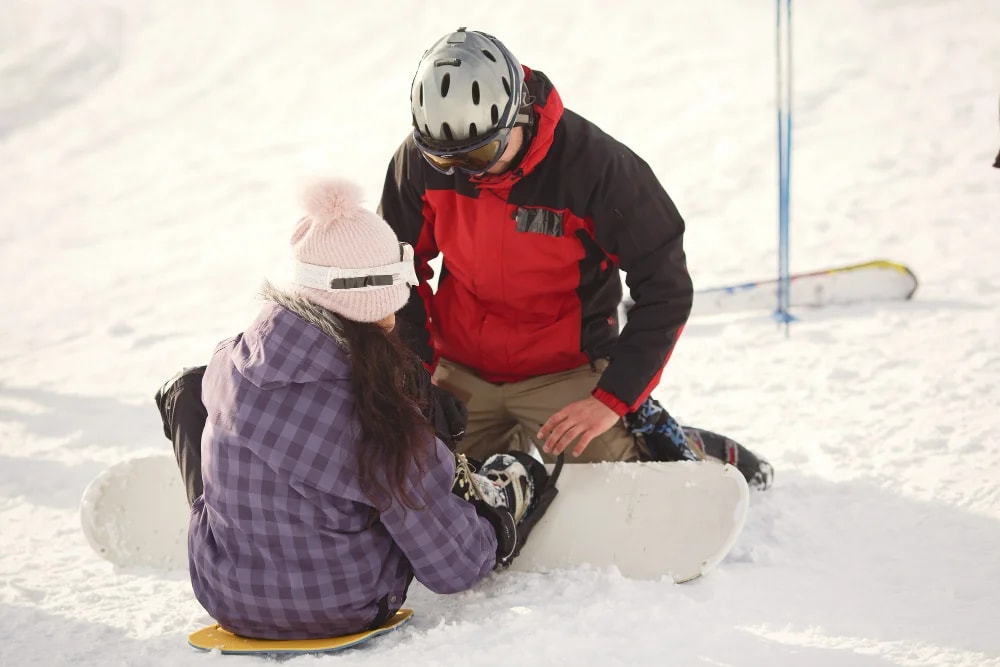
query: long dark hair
[{"left": 337, "top": 318, "right": 433, "bottom": 511}]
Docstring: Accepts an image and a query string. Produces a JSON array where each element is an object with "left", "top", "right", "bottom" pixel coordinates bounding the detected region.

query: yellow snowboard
[{"left": 188, "top": 609, "right": 413, "bottom": 655}]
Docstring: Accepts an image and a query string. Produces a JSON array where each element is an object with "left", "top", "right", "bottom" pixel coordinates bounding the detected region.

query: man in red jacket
[{"left": 379, "top": 28, "right": 772, "bottom": 488}]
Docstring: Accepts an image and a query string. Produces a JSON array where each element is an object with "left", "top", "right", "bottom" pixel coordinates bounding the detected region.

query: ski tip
[{"left": 867, "top": 259, "right": 919, "bottom": 299}]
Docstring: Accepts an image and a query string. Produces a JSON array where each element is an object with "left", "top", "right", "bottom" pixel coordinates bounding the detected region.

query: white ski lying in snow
[
  {"left": 691, "top": 259, "right": 918, "bottom": 316},
  {"left": 621, "top": 260, "right": 918, "bottom": 318}
]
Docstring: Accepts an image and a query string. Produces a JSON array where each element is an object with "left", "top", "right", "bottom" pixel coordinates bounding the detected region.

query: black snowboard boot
[
  {"left": 154, "top": 365, "right": 209, "bottom": 506},
  {"left": 625, "top": 397, "right": 705, "bottom": 462},
  {"left": 684, "top": 427, "right": 775, "bottom": 491}
]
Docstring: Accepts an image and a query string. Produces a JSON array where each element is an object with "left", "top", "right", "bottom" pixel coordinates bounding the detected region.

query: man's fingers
[
  {"left": 546, "top": 432, "right": 566, "bottom": 455},
  {"left": 538, "top": 410, "right": 569, "bottom": 439},
  {"left": 546, "top": 423, "right": 586, "bottom": 456},
  {"left": 572, "top": 428, "right": 599, "bottom": 457},
  {"left": 539, "top": 398, "right": 619, "bottom": 458}
]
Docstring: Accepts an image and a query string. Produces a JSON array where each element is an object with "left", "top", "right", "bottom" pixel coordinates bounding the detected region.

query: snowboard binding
[{"left": 451, "top": 450, "right": 563, "bottom": 567}]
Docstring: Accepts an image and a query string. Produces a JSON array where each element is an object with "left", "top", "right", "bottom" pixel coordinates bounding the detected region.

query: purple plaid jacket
[{"left": 188, "top": 301, "right": 498, "bottom": 639}]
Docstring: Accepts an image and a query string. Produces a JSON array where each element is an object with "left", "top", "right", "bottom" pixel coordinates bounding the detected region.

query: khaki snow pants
[{"left": 431, "top": 357, "right": 640, "bottom": 464}]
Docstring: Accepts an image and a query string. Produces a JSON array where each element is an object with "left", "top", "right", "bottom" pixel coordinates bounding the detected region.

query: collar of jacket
[
  {"left": 261, "top": 282, "right": 349, "bottom": 350},
  {"left": 471, "top": 67, "right": 564, "bottom": 190}
]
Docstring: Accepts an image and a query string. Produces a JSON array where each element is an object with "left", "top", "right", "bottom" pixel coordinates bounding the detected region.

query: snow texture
[{"left": 2, "top": 0, "right": 999, "bottom": 665}]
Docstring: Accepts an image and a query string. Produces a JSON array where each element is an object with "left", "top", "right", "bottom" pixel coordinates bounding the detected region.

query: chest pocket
[{"left": 514, "top": 207, "right": 564, "bottom": 237}]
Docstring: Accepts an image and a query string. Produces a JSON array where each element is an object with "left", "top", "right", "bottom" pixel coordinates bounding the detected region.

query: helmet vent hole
[
  {"left": 441, "top": 123, "right": 454, "bottom": 141},
  {"left": 441, "top": 73, "right": 451, "bottom": 97},
  {"left": 482, "top": 49, "right": 497, "bottom": 62},
  {"left": 472, "top": 81, "right": 480, "bottom": 105},
  {"left": 418, "top": 83, "right": 424, "bottom": 107},
  {"left": 502, "top": 77, "right": 511, "bottom": 96},
  {"left": 469, "top": 123, "right": 478, "bottom": 138},
  {"left": 424, "top": 123, "right": 431, "bottom": 136},
  {"left": 491, "top": 105, "right": 499, "bottom": 126}
]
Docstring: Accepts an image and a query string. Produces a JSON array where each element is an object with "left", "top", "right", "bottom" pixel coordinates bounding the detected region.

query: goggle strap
[
  {"left": 293, "top": 244, "right": 418, "bottom": 292},
  {"left": 328, "top": 275, "right": 394, "bottom": 289}
]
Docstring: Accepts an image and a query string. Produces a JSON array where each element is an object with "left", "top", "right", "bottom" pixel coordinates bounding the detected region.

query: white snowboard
[
  {"left": 510, "top": 460, "right": 749, "bottom": 582},
  {"left": 80, "top": 455, "right": 191, "bottom": 570},
  {"left": 80, "top": 455, "right": 748, "bottom": 582}
]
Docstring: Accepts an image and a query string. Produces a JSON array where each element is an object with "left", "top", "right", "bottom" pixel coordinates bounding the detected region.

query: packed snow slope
[{"left": 1, "top": 1, "right": 998, "bottom": 665}]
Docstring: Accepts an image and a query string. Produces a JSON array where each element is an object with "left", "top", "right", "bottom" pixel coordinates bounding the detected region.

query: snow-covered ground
[{"left": 2, "top": 0, "right": 999, "bottom": 664}]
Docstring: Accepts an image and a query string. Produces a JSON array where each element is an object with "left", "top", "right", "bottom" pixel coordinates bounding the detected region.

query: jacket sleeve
[
  {"left": 376, "top": 436, "right": 499, "bottom": 594},
  {"left": 588, "top": 148, "right": 693, "bottom": 416},
  {"left": 377, "top": 138, "right": 440, "bottom": 366}
]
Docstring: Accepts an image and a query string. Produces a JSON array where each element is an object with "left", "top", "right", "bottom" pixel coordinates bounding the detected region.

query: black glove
[
  {"left": 473, "top": 500, "right": 518, "bottom": 569},
  {"left": 429, "top": 384, "right": 468, "bottom": 449},
  {"left": 411, "top": 356, "right": 468, "bottom": 450}
]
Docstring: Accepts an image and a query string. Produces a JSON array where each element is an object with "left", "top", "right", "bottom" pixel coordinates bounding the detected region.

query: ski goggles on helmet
[
  {"left": 413, "top": 125, "right": 514, "bottom": 176},
  {"left": 292, "top": 242, "right": 418, "bottom": 292}
]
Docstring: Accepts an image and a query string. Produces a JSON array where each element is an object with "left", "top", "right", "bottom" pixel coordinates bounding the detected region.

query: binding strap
[{"left": 510, "top": 454, "right": 563, "bottom": 560}]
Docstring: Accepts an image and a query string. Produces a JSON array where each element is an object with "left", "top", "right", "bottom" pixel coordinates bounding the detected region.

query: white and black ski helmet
[{"left": 410, "top": 28, "right": 525, "bottom": 146}]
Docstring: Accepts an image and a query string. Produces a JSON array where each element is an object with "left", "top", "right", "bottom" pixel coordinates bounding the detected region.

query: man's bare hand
[{"left": 538, "top": 397, "right": 620, "bottom": 458}]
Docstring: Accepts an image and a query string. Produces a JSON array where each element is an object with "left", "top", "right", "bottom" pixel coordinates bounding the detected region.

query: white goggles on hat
[{"left": 292, "top": 242, "right": 418, "bottom": 292}]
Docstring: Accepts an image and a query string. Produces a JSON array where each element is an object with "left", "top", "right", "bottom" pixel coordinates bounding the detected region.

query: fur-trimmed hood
[
  {"left": 260, "top": 281, "right": 348, "bottom": 349},
  {"left": 228, "top": 283, "right": 352, "bottom": 391}
]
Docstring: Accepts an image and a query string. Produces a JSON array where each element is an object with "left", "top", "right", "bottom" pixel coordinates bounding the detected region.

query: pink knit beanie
[{"left": 289, "top": 178, "right": 412, "bottom": 322}]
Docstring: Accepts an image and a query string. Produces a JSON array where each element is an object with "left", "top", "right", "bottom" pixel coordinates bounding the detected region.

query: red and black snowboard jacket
[{"left": 377, "top": 68, "right": 693, "bottom": 417}]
